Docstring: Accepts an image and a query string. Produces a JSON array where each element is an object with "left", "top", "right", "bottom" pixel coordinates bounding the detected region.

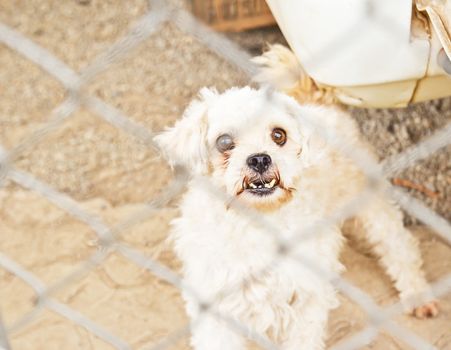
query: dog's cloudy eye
[
  {"left": 216, "top": 134, "right": 235, "bottom": 152},
  {"left": 271, "top": 128, "right": 287, "bottom": 146}
]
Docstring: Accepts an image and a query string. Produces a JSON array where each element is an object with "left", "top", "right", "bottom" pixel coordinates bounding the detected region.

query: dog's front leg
[
  {"left": 282, "top": 293, "right": 331, "bottom": 350},
  {"left": 358, "top": 195, "right": 438, "bottom": 318},
  {"left": 189, "top": 313, "right": 246, "bottom": 350}
]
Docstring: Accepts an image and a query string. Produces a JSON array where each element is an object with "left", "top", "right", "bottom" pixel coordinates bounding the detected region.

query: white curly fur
[{"left": 155, "top": 87, "right": 435, "bottom": 350}]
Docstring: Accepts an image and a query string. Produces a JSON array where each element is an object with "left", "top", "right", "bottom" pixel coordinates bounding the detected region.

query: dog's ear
[
  {"left": 283, "top": 95, "right": 362, "bottom": 167},
  {"left": 154, "top": 91, "right": 212, "bottom": 174}
]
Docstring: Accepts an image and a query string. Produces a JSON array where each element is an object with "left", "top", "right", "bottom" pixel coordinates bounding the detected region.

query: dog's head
[{"left": 155, "top": 87, "right": 317, "bottom": 211}]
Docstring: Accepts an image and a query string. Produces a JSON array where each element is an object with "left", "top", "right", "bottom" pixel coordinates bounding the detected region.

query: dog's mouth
[{"left": 243, "top": 177, "right": 279, "bottom": 196}]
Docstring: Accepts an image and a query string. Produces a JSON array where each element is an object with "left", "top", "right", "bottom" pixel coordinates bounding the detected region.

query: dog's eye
[
  {"left": 271, "top": 128, "right": 287, "bottom": 146},
  {"left": 216, "top": 134, "right": 235, "bottom": 152}
]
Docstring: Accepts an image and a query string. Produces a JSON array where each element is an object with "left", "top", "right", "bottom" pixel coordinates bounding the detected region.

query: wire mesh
[{"left": 0, "top": 0, "right": 450, "bottom": 349}]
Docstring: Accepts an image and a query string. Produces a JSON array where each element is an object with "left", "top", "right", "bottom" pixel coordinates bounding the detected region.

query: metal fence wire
[{"left": 0, "top": 0, "right": 451, "bottom": 349}]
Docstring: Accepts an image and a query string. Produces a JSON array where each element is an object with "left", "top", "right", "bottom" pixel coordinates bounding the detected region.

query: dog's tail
[
  {"left": 251, "top": 44, "right": 304, "bottom": 91},
  {"left": 251, "top": 45, "right": 335, "bottom": 104}
]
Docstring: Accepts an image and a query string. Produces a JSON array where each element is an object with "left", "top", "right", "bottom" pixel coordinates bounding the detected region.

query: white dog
[{"left": 155, "top": 86, "right": 437, "bottom": 350}]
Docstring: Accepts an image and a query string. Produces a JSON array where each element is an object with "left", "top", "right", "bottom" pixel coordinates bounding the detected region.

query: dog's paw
[{"left": 412, "top": 301, "right": 439, "bottom": 319}]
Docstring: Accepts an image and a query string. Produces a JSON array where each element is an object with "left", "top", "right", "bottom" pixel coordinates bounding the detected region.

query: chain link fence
[{"left": 0, "top": 0, "right": 450, "bottom": 349}]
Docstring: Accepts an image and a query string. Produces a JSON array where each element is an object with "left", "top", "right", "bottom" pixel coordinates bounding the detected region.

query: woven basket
[{"left": 191, "top": 0, "right": 276, "bottom": 31}]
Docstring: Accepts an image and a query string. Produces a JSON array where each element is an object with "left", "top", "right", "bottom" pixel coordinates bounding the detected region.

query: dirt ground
[{"left": 0, "top": 1, "right": 450, "bottom": 349}]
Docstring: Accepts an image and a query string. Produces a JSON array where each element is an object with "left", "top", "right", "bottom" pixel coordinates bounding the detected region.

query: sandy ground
[{"left": 0, "top": 0, "right": 450, "bottom": 349}]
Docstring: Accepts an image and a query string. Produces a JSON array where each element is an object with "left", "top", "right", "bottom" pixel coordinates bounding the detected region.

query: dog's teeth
[{"left": 249, "top": 181, "right": 277, "bottom": 190}]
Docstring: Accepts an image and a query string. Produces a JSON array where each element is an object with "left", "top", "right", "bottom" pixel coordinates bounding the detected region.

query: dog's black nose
[{"left": 246, "top": 153, "right": 272, "bottom": 174}]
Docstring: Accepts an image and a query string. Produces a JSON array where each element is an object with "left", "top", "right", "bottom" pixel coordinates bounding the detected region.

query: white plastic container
[{"left": 266, "top": 0, "right": 451, "bottom": 107}]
